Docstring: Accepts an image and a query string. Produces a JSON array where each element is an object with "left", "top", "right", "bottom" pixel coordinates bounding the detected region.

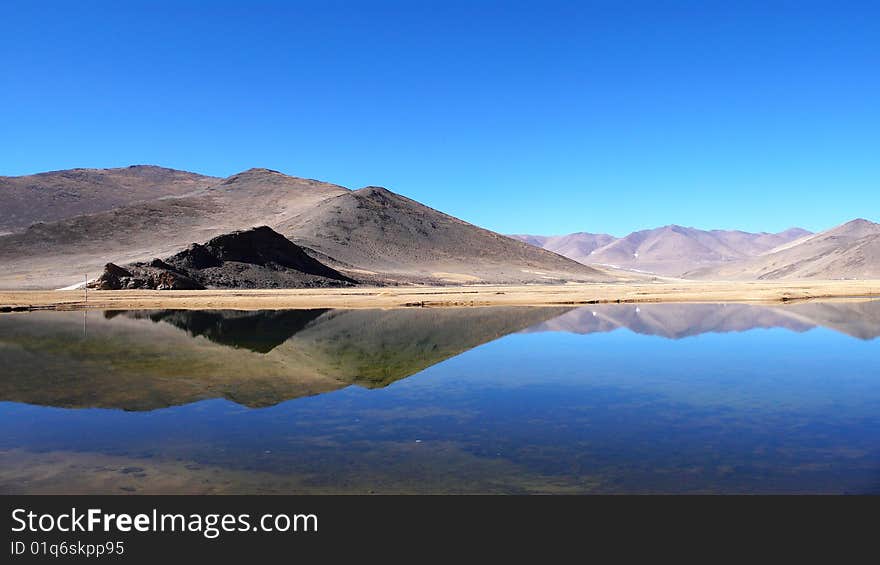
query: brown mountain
[
  {"left": 0, "top": 165, "right": 219, "bottom": 234},
  {"left": 279, "top": 186, "right": 615, "bottom": 284},
  {"left": 687, "top": 219, "right": 880, "bottom": 280},
  {"left": 0, "top": 168, "right": 350, "bottom": 288},
  {"left": 514, "top": 226, "right": 811, "bottom": 277},
  {"left": 0, "top": 167, "right": 621, "bottom": 289}
]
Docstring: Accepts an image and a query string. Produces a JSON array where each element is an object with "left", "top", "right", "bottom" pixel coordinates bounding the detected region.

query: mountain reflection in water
[
  {"left": 1, "top": 301, "right": 878, "bottom": 494},
  {"left": 0, "top": 301, "right": 878, "bottom": 411}
]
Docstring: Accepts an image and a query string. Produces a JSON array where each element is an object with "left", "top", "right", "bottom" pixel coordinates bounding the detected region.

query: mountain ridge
[
  {"left": 686, "top": 218, "right": 880, "bottom": 280},
  {"left": 2, "top": 165, "right": 876, "bottom": 286},
  {"left": 512, "top": 225, "right": 813, "bottom": 277},
  {"left": 0, "top": 166, "right": 623, "bottom": 289},
  {"left": 0, "top": 165, "right": 220, "bottom": 234}
]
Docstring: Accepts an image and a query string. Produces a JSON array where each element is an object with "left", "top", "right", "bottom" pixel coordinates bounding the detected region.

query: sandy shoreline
[{"left": 1, "top": 280, "right": 879, "bottom": 311}]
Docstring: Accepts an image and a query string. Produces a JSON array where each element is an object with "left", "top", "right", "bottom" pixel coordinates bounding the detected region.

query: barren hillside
[
  {"left": 0, "top": 165, "right": 219, "bottom": 234},
  {"left": 687, "top": 219, "right": 880, "bottom": 280},
  {"left": 280, "top": 186, "right": 620, "bottom": 284},
  {"left": 0, "top": 167, "right": 627, "bottom": 288}
]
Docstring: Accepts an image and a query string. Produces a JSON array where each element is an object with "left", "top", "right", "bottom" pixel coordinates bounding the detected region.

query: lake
[{"left": 1, "top": 301, "right": 878, "bottom": 494}]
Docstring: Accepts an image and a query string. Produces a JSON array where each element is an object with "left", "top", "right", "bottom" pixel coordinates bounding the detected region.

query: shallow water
[{"left": 1, "top": 302, "right": 878, "bottom": 494}]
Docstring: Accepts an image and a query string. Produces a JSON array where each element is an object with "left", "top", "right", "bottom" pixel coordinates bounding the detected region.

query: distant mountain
[
  {"left": 687, "top": 219, "right": 880, "bottom": 280},
  {"left": 0, "top": 166, "right": 624, "bottom": 289},
  {"left": 509, "top": 232, "right": 617, "bottom": 264},
  {"left": 514, "top": 226, "right": 811, "bottom": 276},
  {"left": 0, "top": 165, "right": 219, "bottom": 234}
]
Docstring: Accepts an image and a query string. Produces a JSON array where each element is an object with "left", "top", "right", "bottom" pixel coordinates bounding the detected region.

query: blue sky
[{"left": 1, "top": 1, "right": 877, "bottom": 236}]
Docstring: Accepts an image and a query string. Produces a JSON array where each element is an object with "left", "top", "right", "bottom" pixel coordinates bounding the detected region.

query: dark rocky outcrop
[
  {"left": 91, "top": 226, "right": 357, "bottom": 290},
  {"left": 91, "top": 262, "right": 205, "bottom": 290}
]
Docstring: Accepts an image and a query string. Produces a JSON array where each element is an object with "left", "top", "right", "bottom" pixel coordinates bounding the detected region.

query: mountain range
[
  {"left": 0, "top": 164, "right": 877, "bottom": 288},
  {"left": 0, "top": 166, "right": 625, "bottom": 289},
  {"left": 513, "top": 220, "right": 880, "bottom": 279}
]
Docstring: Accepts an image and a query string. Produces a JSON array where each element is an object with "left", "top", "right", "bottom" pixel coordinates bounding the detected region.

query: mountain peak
[
  {"left": 778, "top": 227, "right": 812, "bottom": 237},
  {"left": 221, "top": 168, "right": 286, "bottom": 183},
  {"left": 242, "top": 167, "right": 283, "bottom": 175},
  {"left": 825, "top": 218, "right": 880, "bottom": 238},
  {"left": 356, "top": 185, "right": 394, "bottom": 195},
  {"left": 353, "top": 186, "right": 401, "bottom": 203},
  {"left": 843, "top": 218, "right": 877, "bottom": 227}
]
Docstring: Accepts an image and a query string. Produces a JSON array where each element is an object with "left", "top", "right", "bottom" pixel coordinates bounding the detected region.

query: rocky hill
[{"left": 91, "top": 226, "right": 356, "bottom": 290}]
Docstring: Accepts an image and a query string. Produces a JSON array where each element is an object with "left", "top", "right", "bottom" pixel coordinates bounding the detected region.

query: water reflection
[
  {"left": 110, "top": 309, "right": 331, "bottom": 353},
  {"left": 526, "top": 301, "right": 880, "bottom": 340},
  {"left": 0, "top": 301, "right": 878, "bottom": 494},
  {"left": 0, "top": 306, "right": 572, "bottom": 409}
]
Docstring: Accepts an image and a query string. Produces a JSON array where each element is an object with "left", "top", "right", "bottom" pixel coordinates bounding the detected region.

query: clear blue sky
[{"left": 2, "top": 1, "right": 877, "bottom": 236}]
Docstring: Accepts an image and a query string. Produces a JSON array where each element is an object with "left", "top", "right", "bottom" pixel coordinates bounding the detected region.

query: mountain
[
  {"left": 508, "top": 234, "right": 550, "bottom": 247},
  {"left": 0, "top": 169, "right": 616, "bottom": 288},
  {"left": 91, "top": 226, "right": 356, "bottom": 290},
  {"left": 687, "top": 219, "right": 880, "bottom": 280},
  {"left": 0, "top": 165, "right": 219, "bottom": 234},
  {"left": 0, "top": 168, "right": 350, "bottom": 288},
  {"left": 13, "top": 164, "right": 874, "bottom": 286},
  {"left": 514, "top": 226, "right": 812, "bottom": 277},
  {"left": 279, "top": 185, "right": 618, "bottom": 285},
  {"left": 0, "top": 167, "right": 624, "bottom": 289},
  {"left": 509, "top": 232, "right": 617, "bottom": 264}
]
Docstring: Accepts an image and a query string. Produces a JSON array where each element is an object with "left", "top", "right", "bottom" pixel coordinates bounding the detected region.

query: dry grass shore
[{"left": 1, "top": 280, "right": 879, "bottom": 311}]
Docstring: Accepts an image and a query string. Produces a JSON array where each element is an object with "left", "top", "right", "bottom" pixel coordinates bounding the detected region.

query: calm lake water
[{"left": 1, "top": 302, "right": 878, "bottom": 494}]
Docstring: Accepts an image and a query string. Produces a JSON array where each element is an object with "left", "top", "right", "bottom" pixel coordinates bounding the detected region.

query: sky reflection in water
[{"left": 0, "top": 302, "right": 878, "bottom": 494}]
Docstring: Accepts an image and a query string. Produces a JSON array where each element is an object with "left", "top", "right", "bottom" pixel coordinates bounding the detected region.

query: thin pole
[{"left": 84, "top": 273, "right": 87, "bottom": 304}]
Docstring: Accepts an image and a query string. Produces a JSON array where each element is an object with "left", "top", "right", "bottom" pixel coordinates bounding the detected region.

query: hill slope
[
  {"left": 0, "top": 168, "right": 350, "bottom": 288},
  {"left": 687, "top": 219, "right": 880, "bottom": 280},
  {"left": 0, "top": 165, "right": 219, "bottom": 234},
  {"left": 0, "top": 167, "right": 625, "bottom": 288},
  {"left": 280, "top": 186, "right": 618, "bottom": 284}
]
